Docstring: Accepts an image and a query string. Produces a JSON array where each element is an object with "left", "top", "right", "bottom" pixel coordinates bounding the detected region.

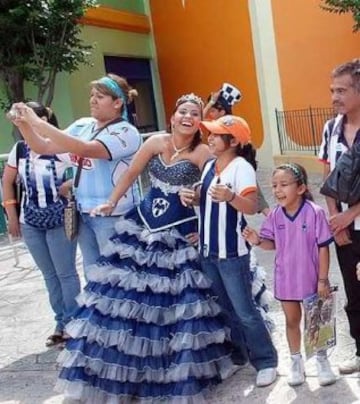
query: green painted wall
[
  {"left": 101, "top": 0, "right": 146, "bottom": 14},
  {"left": 0, "top": 84, "right": 16, "bottom": 154},
  {"left": 68, "top": 25, "right": 152, "bottom": 120},
  {"left": 0, "top": 74, "right": 74, "bottom": 154}
]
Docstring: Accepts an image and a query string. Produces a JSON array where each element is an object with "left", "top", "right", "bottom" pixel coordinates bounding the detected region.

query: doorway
[{"left": 104, "top": 56, "right": 158, "bottom": 133}]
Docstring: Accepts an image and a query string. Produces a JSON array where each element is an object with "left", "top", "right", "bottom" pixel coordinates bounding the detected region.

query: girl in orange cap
[{"left": 180, "top": 115, "right": 278, "bottom": 388}]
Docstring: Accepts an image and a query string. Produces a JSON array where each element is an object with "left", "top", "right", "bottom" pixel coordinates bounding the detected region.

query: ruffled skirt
[
  {"left": 249, "top": 250, "right": 274, "bottom": 333},
  {"left": 55, "top": 210, "right": 238, "bottom": 403}
]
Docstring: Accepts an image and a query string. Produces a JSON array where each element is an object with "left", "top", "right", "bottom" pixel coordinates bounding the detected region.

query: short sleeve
[
  {"left": 6, "top": 143, "right": 19, "bottom": 168},
  {"left": 96, "top": 122, "right": 142, "bottom": 160},
  {"left": 259, "top": 210, "right": 276, "bottom": 241},
  {"left": 318, "top": 120, "right": 332, "bottom": 163},
  {"left": 318, "top": 116, "right": 345, "bottom": 165},
  {"left": 316, "top": 207, "right": 333, "bottom": 247},
  {"left": 234, "top": 158, "right": 256, "bottom": 196}
]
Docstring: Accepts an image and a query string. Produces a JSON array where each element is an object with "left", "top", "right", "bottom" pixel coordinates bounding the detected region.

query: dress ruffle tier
[{"left": 56, "top": 212, "right": 238, "bottom": 403}]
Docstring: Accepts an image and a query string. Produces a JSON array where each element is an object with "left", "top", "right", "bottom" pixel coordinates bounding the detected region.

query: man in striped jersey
[{"left": 319, "top": 59, "right": 360, "bottom": 374}]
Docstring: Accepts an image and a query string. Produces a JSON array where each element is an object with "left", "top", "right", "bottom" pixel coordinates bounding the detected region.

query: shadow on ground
[{"left": 0, "top": 348, "right": 63, "bottom": 404}]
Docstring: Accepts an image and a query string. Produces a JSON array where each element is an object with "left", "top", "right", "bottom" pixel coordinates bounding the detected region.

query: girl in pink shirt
[{"left": 243, "top": 163, "right": 336, "bottom": 388}]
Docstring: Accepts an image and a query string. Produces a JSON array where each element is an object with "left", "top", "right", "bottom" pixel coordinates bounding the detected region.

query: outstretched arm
[
  {"left": 91, "top": 135, "right": 161, "bottom": 216},
  {"left": 9, "top": 103, "right": 110, "bottom": 159},
  {"left": 242, "top": 225, "right": 275, "bottom": 250},
  {"left": 12, "top": 121, "right": 64, "bottom": 155},
  {"left": 203, "top": 90, "right": 220, "bottom": 119}
]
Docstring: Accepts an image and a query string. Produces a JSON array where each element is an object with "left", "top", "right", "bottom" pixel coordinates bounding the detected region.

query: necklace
[{"left": 170, "top": 137, "right": 191, "bottom": 161}]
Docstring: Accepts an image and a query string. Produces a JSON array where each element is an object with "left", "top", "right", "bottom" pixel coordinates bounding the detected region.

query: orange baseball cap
[{"left": 199, "top": 115, "right": 251, "bottom": 145}]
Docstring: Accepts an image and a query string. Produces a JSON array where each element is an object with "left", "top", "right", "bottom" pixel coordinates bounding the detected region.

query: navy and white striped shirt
[
  {"left": 7, "top": 142, "right": 71, "bottom": 224},
  {"left": 318, "top": 114, "right": 351, "bottom": 171},
  {"left": 199, "top": 157, "right": 257, "bottom": 259},
  {"left": 319, "top": 113, "right": 360, "bottom": 228}
]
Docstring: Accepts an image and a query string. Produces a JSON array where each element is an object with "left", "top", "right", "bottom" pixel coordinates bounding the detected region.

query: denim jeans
[
  {"left": 335, "top": 228, "right": 360, "bottom": 355},
  {"left": 200, "top": 254, "right": 278, "bottom": 370},
  {"left": 78, "top": 213, "right": 119, "bottom": 278},
  {"left": 21, "top": 223, "right": 80, "bottom": 332}
]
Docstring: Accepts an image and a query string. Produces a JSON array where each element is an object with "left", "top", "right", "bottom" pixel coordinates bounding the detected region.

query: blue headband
[{"left": 98, "top": 76, "right": 128, "bottom": 121}]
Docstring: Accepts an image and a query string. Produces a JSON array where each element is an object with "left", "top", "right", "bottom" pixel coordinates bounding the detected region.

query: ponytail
[
  {"left": 236, "top": 143, "right": 257, "bottom": 170},
  {"left": 220, "top": 134, "right": 257, "bottom": 170}
]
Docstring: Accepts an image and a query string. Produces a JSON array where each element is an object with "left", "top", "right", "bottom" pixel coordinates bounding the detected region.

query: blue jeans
[
  {"left": 200, "top": 254, "right": 278, "bottom": 370},
  {"left": 21, "top": 223, "right": 80, "bottom": 332},
  {"left": 78, "top": 213, "right": 119, "bottom": 278}
]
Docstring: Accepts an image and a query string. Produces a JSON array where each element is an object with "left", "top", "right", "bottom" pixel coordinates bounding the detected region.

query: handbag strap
[
  {"left": 73, "top": 157, "right": 83, "bottom": 189},
  {"left": 73, "top": 117, "right": 123, "bottom": 189}
]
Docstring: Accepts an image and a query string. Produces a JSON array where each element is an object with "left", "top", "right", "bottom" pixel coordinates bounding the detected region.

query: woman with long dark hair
[{"left": 2, "top": 102, "right": 80, "bottom": 348}]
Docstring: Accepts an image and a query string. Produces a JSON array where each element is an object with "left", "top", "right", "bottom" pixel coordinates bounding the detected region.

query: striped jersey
[
  {"left": 199, "top": 157, "right": 257, "bottom": 259},
  {"left": 319, "top": 114, "right": 360, "bottom": 227},
  {"left": 318, "top": 114, "right": 352, "bottom": 171},
  {"left": 62, "top": 117, "right": 142, "bottom": 215},
  {"left": 7, "top": 142, "right": 71, "bottom": 224}
]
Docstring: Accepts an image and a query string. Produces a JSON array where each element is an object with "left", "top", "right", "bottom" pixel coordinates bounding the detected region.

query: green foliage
[
  {"left": 0, "top": 0, "right": 98, "bottom": 107},
  {"left": 321, "top": 0, "right": 360, "bottom": 31}
]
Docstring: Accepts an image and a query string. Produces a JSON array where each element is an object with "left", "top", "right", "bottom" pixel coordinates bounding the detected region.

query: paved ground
[{"left": 1, "top": 168, "right": 360, "bottom": 403}]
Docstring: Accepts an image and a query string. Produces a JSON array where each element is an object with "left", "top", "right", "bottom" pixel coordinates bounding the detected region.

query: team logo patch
[{"left": 152, "top": 198, "right": 170, "bottom": 217}]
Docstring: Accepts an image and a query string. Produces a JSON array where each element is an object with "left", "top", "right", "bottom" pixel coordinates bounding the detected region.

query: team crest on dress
[{"left": 152, "top": 198, "right": 170, "bottom": 217}]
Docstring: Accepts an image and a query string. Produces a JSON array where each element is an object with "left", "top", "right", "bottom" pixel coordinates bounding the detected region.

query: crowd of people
[{"left": 2, "top": 57, "right": 360, "bottom": 402}]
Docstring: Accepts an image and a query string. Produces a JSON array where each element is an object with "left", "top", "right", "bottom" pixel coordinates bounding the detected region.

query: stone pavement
[{"left": 1, "top": 168, "right": 360, "bottom": 404}]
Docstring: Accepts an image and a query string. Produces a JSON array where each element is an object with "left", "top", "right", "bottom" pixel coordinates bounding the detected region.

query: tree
[
  {"left": 321, "top": 0, "right": 360, "bottom": 31},
  {"left": 0, "top": 0, "right": 97, "bottom": 110}
]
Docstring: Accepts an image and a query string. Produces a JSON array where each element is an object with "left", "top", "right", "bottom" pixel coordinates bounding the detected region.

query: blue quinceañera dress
[{"left": 55, "top": 155, "right": 270, "bottom": 403}]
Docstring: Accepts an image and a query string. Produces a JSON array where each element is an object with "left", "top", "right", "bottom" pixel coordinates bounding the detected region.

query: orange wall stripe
[{"left": 81, "top": 6, "right": 150, "bottom": 34}]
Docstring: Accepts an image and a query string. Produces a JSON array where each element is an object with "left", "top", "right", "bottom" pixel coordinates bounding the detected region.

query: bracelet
[
  {"left": 228, "top": 192, "right": 236, "bottom": 203},
  {"left": 318, "top": 278, "right": 329, "bottom": 284},
  {"left": 2, "top": 199, "right": 18, "bottom": 207},
  {"left": 106, "top": 200, "right": 116, "bottom": 208}
]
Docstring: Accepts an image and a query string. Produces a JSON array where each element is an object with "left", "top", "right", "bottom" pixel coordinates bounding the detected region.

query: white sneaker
[
  {"left": 287, "top": 356, "right": 305, "bottom": 386},
  {"left": 317, "top": 355, "right": 336, "bottom": 386},
  {"left": 256, "top": 367, "right": 277, "bottom": 387},
  {"left": 338, "top": 355, "right": 360, "bottom": 375}
]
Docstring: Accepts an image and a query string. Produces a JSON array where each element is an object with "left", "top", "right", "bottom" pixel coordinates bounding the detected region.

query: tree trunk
[
  {"left": 3, "top": 70, "right": 25, "bottom": 103},
  {"left": 45, "top": 69, "right": 57, "bottom": 106},
  {"left": 1, "top": 70, "right": 25, "bottom": 141}
]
